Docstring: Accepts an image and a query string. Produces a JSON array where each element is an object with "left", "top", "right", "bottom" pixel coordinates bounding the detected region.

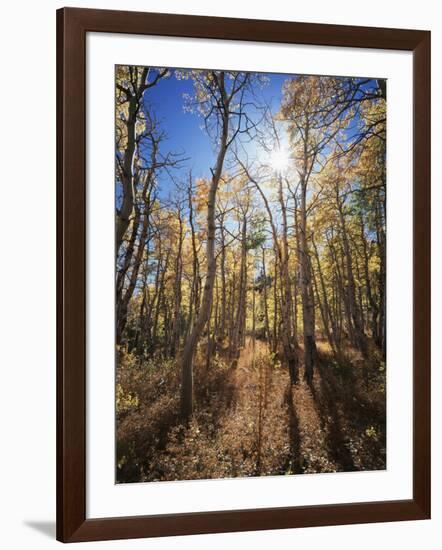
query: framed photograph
[{"left": 57, "top": 7, "right": 431, "bottom": 542}]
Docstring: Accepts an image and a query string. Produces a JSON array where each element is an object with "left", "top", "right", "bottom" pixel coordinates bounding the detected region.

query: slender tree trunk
[
  {"left": 376, "top": 197, "right": 386, "bottom": 359},
  {"left": 205, "top": 278, "right": 218, "bottom": 372},
  {"left": 327, "top": 232, "right": 346, "bottom": 346},
  {"left": 227, "top": 274, "right": 236, "bottom": 353},
  {"left": 299, "top": 176, "right": 317, "bottom": 384},
  {"left": 134, "top": 268, "right": 148, "bottom": 356},
  {"left": 360, "top": 215, "right": 378, "bottom": 342},
  {"left": 117, "top": 199, "right": 150, "bottom": 343},
  {"left": 220, "top": 217, "right": 227, "bottom": 341},
  {"left": 278, "top": 175, "right": 298, "bottom": 383},
  {"left": 152, "top": 248, "right": 171, "bottom": 349},
  {"left": 170, "top": 211, "right": 184, "bottom": 357},
  {"left": 116, "top": 201, "right": 140, "bottom": 342},
  {"left": 116, "top": 95, "right": 138, "bottom": 254},
  {"left": 231, "top": 215, "right": 248, "bottom": 363},
  {"left": 312, "top": 235, "right": 337, "bottom": 353},
  {"left": 261, "top": 248, "right": 271, "bottom": 345},
  {"left": 180, "top": 76, "right": 230, "bottom": 419},
  {"left": 186, "top": 175, "right": 200, "bottom": 336},
  {"left": 272, "top": 253, "right": 279, "bottom": 355},
  {"left": 337, "top": 190, "right": 367, "bottom": 355}
]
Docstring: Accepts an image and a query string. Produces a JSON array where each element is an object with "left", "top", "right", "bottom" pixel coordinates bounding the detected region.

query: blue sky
[
  {"left": 140, "top": 69, "right": 289, "bottom": 196},
  {"left": 117, "top": 69, "right": 382, "bottom": 205}
]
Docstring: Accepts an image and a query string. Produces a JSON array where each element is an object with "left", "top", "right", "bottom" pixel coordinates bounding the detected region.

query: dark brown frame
[{"left": 57, "top": 7, "right": 431, "bottom": 543}]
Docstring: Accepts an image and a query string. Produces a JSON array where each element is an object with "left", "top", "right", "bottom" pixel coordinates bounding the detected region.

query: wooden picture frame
[{"left": 56, "top": 7, "right": 431, "bottom": 542}]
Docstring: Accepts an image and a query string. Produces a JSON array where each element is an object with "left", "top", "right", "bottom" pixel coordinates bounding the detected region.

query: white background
[
  {"left": 87, "top": 33, "right": 413, "bottom": 518},
  {"left": 0, "top": 0, "right": 439, "bottom": 548}
]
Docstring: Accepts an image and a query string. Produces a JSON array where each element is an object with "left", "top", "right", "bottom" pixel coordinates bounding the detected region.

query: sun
[{"left": 269, "top": 148, "right": 289, "bottom": 173}]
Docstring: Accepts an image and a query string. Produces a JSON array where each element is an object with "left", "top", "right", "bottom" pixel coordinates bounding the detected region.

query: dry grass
[{"left": 116, "top": 337, "right": 386, "bottom": 483}]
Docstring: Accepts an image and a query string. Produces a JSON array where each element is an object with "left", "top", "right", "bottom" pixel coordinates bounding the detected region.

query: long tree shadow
[
  {"left": 193, "top": 357, "right": 236, "bottom": 426},
  {"left": 307, "top": 346, "right": 386, "bottom": 472},
  {"left": 306, "top": 356, "right": 357, "bottom": 472},
  {"left": 284, "top": 381, "right": 303, "bottom": 474}
]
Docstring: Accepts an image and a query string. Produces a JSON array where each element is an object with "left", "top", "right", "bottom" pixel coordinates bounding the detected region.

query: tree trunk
[
  {"left": 375, "top": 197, "right": 386, "bottom": 359},
  {"left": 278, "top": 175, "right": 298, "bottom": 383},
  {"left": 312, "top": 235, "right": 337, "bottom": 354},
  {"left": 170, "top": 210, "right": 184, "bottom": 357},
  {"left": 180, "top": 76, "right": 230, "bottom": 419},
  {"left": 219, "top": 215, "right": 227, "bottom": 341},
  {"left": 231, "top": 215, "right": 248, "bottom": 363},
  {"left": 116, "top": 200, "right": 149, "bottom": 343},
  {"left": 299, "top": 176, "right": 317, "bottom": 384},
  {"left": 186, "top": 176, "right": 200, "bottom": 336},
  {"left": 116, "top": 95, "right": 138, "bottom": 254},
  {"left": 337, "top": 190, "right": 367, "bottom": 356},
  {"left": 152, "top": 248, "right": 171, "bottom": 350},
  {"left": 261, "top": 248, "right": 271, "bottom": 345}
]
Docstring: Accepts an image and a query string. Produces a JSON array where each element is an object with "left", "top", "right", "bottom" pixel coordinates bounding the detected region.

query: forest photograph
[{"left": 115, "top": 65, "right": 387, "bottom": 484}]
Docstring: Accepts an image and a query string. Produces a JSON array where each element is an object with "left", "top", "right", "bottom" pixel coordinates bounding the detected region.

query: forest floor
[{"left": 116, "top": 337, "right": 386, "bottom": 483}]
